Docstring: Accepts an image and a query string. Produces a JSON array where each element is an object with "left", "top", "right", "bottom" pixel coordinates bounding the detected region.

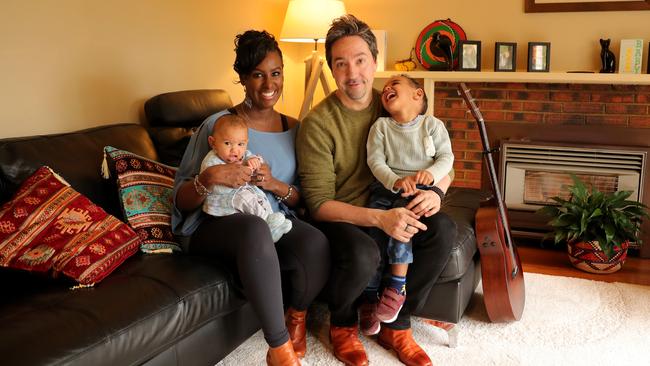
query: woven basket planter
[{"left": 567, "top": 240, "right": 629, "bottom": 274}]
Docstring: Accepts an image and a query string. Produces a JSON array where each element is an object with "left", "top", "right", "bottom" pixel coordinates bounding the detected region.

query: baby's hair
[
  {"left": 398, "top": 74, "right": 428, "bottom": 115},
  {"left": 213, "top": 114, "right": 248, "bottom": 136}
]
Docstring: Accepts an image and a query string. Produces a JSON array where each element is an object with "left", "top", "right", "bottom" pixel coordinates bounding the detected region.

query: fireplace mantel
[
  {"left": 374, "top": 71, "right": 650, "bottom": 115},
  {"left": 375, "top": 71, "right": 650, "bottom": 85}
]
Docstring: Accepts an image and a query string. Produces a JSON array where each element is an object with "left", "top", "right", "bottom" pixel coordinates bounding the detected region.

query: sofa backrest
[
  {"left": 0, "top": 123, "right": 157, "bottom": 219},
  {"left": 145, "top": 89, "right": 233, "bottom": 166}
]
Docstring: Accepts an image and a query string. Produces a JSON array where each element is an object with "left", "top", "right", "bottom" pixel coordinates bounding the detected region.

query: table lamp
[{"left": 280, "top": 0, "right": 347, "bottom": 120}]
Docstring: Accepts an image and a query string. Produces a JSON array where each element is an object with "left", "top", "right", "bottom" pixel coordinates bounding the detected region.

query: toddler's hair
[{"left": 398, "top": 74, "right": 428, "bottom": 115}]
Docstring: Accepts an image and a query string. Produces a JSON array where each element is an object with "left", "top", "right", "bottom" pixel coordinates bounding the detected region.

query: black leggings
[
  {"left": 190, "top": 213, "right": 329, "bottom": 347},
  {"left": 315, "top": 212, "right": 456, "bottom": 329}
]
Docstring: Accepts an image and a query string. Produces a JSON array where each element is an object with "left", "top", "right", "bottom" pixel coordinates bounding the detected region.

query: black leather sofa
[{"left": 0, "top": 89, "right": 486, "bottom": 365}]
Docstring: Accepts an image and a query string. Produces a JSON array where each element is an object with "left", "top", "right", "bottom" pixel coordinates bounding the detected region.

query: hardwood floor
[{"left": 518, "top": 244, "right": 650, "bottom": 287}]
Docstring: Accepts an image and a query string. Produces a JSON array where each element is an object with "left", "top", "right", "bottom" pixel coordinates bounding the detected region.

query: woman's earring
[{"left": 244, "top": 95, "right": 252, "bottom": 109}]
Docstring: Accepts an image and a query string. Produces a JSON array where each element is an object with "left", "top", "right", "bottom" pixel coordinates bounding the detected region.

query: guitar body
[
  {"left": 475, "top": 200, "right": 525, "bottom": 322},
  {"left": 458, "top": 83, "right": 525, "bottom": 323}
]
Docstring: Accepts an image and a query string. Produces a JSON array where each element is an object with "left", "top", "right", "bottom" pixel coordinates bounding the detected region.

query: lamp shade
[{"left": 280, "top": 0, "right": 347, "bottom": 43}]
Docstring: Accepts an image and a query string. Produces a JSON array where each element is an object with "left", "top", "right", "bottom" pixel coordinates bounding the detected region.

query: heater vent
[{"left": 502, "top": 144, "right": 645, "bottom": 172}]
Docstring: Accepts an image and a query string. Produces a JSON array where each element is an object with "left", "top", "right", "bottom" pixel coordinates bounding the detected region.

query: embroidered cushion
[
  {"left": 0, "top": 166, "right": 141, "bottom": 285},
  {"left": 102, "top": 146, "right": 180, "bottom": 254}
]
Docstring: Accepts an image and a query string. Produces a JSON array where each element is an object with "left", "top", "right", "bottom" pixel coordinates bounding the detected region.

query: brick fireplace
[{"left": 435, "top": 81, "right": 650, "bottom": 256}]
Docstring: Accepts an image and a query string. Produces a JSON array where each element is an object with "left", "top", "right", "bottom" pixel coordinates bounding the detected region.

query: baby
[
  {"left": 200, "top": 114, "right": 292, "bottom": 242},
  {"left": 362, "top": 74, "right": 454, "bottom": 335}
]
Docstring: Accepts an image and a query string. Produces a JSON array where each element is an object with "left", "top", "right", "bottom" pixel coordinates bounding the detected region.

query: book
[{"left": 618, "top": 39, "right": 644, "bottom": 74}]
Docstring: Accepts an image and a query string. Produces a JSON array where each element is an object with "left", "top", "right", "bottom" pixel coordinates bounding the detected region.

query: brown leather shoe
[
  {"left": 285, "top": 308, "right": 307, "bottom": 358},
  {"left": 266, "top": 339, "right": 301, "bottom": 366},
  {"left": 377, "top": 327, "right": 432, "bottom": 366},
  {"left": 329, "top": 325, "right": 369, "bottom": 366}
]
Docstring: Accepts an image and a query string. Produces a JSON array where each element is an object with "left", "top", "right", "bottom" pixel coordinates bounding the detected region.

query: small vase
[{"left": 567, "top": 240, "right": 629, "bottom": 274}]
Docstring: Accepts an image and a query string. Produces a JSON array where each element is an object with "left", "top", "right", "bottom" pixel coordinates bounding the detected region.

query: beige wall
[{"left": 1, "top": 0, "right": 649, "bottom": 138}]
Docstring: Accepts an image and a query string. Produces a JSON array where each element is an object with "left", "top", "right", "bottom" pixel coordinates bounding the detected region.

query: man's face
[{"left": 330, "top": 35, "right": 377, "bottom": 109}]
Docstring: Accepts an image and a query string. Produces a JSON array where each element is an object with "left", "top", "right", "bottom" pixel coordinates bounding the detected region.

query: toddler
[{"left": 362, "top": 74, "right": 454, "bottom": 335}]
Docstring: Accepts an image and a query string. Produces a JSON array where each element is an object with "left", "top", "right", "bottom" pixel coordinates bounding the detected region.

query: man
[{"left": 296, "top": 14, "right": 455, "bottom": 366}]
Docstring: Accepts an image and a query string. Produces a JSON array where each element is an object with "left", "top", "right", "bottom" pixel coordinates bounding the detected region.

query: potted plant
[{"left": 537, "top": 175, "right": 649, "bottom": 274}]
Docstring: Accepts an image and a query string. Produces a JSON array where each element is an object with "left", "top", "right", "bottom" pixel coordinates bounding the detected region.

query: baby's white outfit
[{"left": 200, "top": 150, "right": 292, "bottom": 242}]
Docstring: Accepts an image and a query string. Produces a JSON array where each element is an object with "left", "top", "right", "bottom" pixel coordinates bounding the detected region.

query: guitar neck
[{"left": 458, "top": 83, "right": 516, "bottom": 252}]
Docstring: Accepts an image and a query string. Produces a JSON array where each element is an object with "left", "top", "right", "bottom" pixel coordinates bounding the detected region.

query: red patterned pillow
[
  {"left": 102, "top": 146, "right": 180, "bottom": 254},
  {"left": 0, "top": 166, "right": 141, "bottom": 285}
]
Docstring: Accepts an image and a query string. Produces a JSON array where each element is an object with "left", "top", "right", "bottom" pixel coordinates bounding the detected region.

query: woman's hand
[
  {"left": 405, "top": 189, "right": 441, "bottom": 217},
  {"left": 251, "top": 163, "right": 279, "bottom": 191},
  {"left": 204, "top": 163, "right": 253, "bottom": 189},
  {"left": 175, "top": 163, "right": 253, "bottom": 211},
  {"left": 377, "top": 207, "right": 427, "bottom": 242}
]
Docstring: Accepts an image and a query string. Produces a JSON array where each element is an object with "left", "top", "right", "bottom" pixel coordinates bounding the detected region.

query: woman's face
[{"left": 241, "top": 51, "right": 283, "bottom": 110}]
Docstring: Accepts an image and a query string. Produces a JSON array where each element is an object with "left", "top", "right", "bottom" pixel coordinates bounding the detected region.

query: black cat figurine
[{"left": 600, "top": 38, "right": 616, "bottom": 73}]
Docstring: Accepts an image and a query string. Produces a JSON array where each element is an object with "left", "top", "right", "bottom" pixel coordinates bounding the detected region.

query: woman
[{"left": 172, "top": 30, "right": 329, "bottom": 366}]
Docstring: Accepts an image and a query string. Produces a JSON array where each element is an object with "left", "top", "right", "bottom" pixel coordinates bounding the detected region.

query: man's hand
[
  {"left": 405, "top": 189, "right": 441, "bottom": 217},
  {"left": 377, "top": 207, "right": 427, "bottom": 242}
]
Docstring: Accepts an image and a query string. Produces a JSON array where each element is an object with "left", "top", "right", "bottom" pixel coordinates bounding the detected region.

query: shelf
[
  {"left": 375, "top": 71, "right": 650, "bottom": 85},
  {"left": 374, "top": 71, "right": 650, "bottom": 115}
]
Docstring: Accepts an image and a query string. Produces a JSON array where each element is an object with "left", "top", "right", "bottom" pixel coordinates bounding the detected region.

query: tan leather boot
[
  {"left": 329, "top": 325, "right": 368, "bottom": 366},
  {"left": 285, "top": 308, "right": 307, "bottom": 358},
  {"left": 266, "top": 339, "right": 301, "bottom": 366}
]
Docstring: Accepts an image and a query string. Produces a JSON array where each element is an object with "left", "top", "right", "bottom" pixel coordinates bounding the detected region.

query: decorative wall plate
[{"left": 415, "top": 19, "right": 467, "bottom": 71}]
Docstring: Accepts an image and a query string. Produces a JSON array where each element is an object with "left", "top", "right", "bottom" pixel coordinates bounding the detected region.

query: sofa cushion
[
  {"left": 437, "top": 187, "right": 491, "bottom": 282},
  {"left": 0, "top": 166, "right": 140, "bottom": 285},
  {"left": 0, "top": 254, "right": 252, "bottom": 366},
  {"left": 102, "top": 146, "right": 181, "bottom": 254},
  {"left": 0, "top": 123, "right": 159, "bottom": 219},
  {"left": 144, "top": 89, "right": 232, "bottom": 128},
  {"left": 144, "top": 89, "right": 233, "bottom": 167}
]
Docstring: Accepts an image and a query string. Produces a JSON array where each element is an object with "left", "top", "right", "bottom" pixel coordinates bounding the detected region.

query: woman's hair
[
  {"left": 233, "top": 30, "right": 283, "bottom": 79},
  {"left": 325, "top": 14, "right": 377, "bottom": 69}
]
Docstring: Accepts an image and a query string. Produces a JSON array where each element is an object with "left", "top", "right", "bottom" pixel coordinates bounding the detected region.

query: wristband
[
  {"left": 275, "top": 185, "right": 294, "bottom": 202},
  {"left": 431, "top": 186, "right": 445, "bottom": 201},
  {"left": 193, "top": 175, "right": 210, "bottom": 196}
]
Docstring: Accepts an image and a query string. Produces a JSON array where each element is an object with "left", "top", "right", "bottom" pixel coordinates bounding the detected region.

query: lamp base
[{"left": 299, "top": 50, "right": 331, "bottom": 121}]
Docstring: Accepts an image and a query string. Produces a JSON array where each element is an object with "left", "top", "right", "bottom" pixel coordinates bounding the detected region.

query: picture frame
[
  {"left": 524, "top": 0, "right": 650, "bottom": 13},
  {"left": 648, "top": 42, "right": 650, "bottom": 74},
  {"left": 494, "top": 42, "right": 517, "bottom": 72},
  {"left": 618, "top": 39, "right": 644, "bottom": 74},
  {"left": 458, "top": 40, "right": 481, "bottom": 71},
  {"left": 528, "top": 42, "right": 551, "bottom": 72}
]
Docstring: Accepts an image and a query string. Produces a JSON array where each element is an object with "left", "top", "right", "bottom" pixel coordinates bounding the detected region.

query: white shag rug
[{"left": 217, "top": 273, "right": 650, "bottom": 366}]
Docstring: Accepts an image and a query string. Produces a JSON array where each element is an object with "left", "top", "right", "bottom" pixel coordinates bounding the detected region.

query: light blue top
[
  {"left": 248, "top": 127, "right": 298, "bottom": 213},
  {"left": 171, "top": 109, "right": 298, "bottom": 237}
]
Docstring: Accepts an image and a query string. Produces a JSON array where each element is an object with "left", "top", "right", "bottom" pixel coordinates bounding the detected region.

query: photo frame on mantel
[
  {"left": 525, "top": 0, "right": 650, "bottom": 13},
  {"left": 495, "top": 42, "right": 517, "bottom": 72},
  {"left": 458, "top": 40, "right": 481, "bottom": 71},
  {"left": 528, "top": 42, "right": 551, "bottom": 72}
]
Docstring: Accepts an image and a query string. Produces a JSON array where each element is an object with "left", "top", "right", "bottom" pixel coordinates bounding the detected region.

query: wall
[
  {"left": 1, "top": 0, "right": 649, "bottom": 138},
  {"left": 0, "top": 0, "right": 289, "bottom": 138},
  {"left": 346, "top": 0, "right": 650, "bottom": 74}
]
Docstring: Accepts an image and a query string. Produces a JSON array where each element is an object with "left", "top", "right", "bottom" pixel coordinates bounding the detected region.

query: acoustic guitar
[{"left": 458, "top": 83, "right": 525, "bottom": 322}]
